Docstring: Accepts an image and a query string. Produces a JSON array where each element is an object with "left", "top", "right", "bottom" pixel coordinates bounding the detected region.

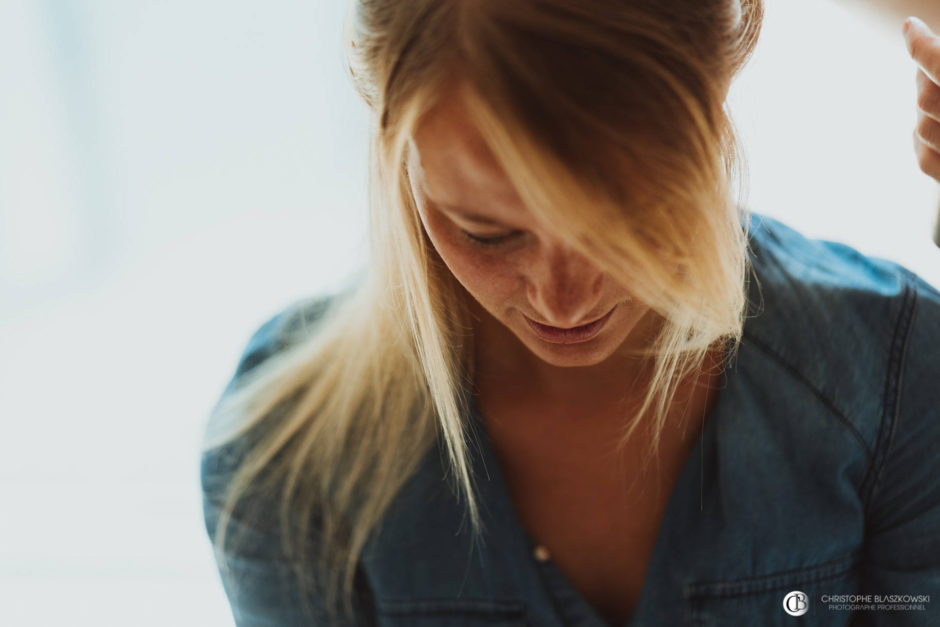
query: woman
[{"left": 201, "top": 2, "right": 940, "bottom": 625}]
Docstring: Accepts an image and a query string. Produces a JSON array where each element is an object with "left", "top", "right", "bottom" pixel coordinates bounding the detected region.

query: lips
[{"left": 524, "top": 307, "right": 615, "bottom": 344}]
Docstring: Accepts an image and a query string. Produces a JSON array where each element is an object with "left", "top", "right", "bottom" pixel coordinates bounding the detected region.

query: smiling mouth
[
  {"left": 530, "top": 310, "right": 609, "bottom": 329},
  {"left": 523, "top": 306, "right": 616, "bottom": 344}
]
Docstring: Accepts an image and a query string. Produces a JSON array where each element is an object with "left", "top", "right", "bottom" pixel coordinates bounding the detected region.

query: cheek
[
  {"left": 420, "top": 217, "right": 518, "bottom": 303},
  {"left": 440, "top": 241, "right": 516, "bottom": 302}
]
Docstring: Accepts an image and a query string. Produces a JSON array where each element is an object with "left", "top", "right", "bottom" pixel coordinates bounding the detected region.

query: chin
[{"left": 523, "top": 336, "right": 618, "bottom": 368}]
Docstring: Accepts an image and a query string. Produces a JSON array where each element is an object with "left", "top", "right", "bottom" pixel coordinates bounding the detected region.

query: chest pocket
[
  {"left": 376, "top": 598, "right": 527, "bottom": 627},
  {"left": 683, "top": 552, "right": 861, "bottom": 627}
]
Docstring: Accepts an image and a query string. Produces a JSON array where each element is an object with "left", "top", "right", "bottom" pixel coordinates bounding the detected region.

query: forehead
[{"left": 409, "top": 94, "right": 521, "bottom": 207}]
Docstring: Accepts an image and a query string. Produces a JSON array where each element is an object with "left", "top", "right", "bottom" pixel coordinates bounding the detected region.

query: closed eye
[{"left": 459, "top": 229, "right": 521, "bottom": 248}]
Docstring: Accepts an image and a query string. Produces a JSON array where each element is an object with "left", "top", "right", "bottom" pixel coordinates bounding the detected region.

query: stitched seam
[
  {"left": 740, "top": 330, "right": 874, "bottom": 462},
  {"left": 684, "top": 551, "right": 862, "bottom": 600},
  {"left": 376, "top": 597, "right": 526, "bottom": 616},
  {"left": 860, "top": 272, "right": 917, "bottom": 514}
]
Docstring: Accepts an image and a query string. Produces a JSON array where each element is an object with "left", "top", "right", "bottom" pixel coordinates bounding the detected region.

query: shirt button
[{"left": 533, "top": 544, "right": 551, "bottom": 562}]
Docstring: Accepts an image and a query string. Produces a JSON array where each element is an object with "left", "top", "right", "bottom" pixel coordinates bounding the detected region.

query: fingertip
[{"left": 906, "top": 16, "right": 928, "bottom": 35}]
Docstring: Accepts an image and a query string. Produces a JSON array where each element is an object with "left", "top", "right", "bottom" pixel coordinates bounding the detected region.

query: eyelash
[{"left": 459, "top": 230, "right": 519, "bottom": 248}]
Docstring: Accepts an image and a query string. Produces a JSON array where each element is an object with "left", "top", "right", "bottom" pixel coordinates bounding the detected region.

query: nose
[{"left": 525, "top": 240, "right": 605, "bottom": 327}]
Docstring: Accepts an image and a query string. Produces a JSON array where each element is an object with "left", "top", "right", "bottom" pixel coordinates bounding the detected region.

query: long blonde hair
[{"left": 202, "top": 0, "right": 764, "bottom": 623}]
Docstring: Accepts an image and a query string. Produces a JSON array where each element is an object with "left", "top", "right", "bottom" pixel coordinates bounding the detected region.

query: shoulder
[
  {"left": 739, "top": 212, "right": 937, "bottom": 453},
  {"left": 744, "top": 212, "right": 912, "bottom": 307},
  {"left": 742, "top": 211, "right": 928, "bottom": 360},
  {"left": 201, "top": 292, "right": 339, "bottom": 491},
  {"left": 225, "top": 294, "right": 338, "bottom": 388},
  {"left": 199, "top": 287, "right": 378, "bottom": 625}
]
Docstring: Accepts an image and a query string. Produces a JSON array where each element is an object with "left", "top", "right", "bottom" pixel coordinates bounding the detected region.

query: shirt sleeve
[
  {"left": 200, "top": 299, "right": 376, "bottom": 626},
  {"left": 853, "top": 272, "right": 940, "bottom": 626}
]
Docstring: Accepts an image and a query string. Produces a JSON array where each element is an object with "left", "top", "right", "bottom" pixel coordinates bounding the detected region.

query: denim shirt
[{"left": 201, "top": 212, "right": 940, "bottom": 626}]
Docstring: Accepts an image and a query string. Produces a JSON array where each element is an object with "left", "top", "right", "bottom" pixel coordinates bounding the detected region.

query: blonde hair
[{"left": 201, "top": 0, "right": 764, "bottom": 623}]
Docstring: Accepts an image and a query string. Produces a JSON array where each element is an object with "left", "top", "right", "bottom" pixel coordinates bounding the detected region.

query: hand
[{"left": 904, "top": 17, "right": 940, "bottom": 182}]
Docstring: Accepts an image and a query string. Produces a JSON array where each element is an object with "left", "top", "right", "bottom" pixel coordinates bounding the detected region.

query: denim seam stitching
[
  {"left": 740, "top": 330, "right": 874, "bottom": 462},
  {"left": 376, "top": 597, "right": 526, "bottom": 616},
  {"left": 682, "top": 550, "right": 862, "bottom": 600},
  {"left": 860, "top": 270, "right": 917, "bottom": 514}
]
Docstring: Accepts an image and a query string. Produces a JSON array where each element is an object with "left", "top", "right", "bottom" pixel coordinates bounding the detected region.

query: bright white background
[{"left": 0, "top": 1, "right": 937, "bottom": 625}]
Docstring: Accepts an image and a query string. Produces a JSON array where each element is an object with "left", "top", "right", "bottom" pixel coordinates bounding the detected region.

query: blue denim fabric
[{"left": 201, "top": 212, "right": 940, "bottom": 626}]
